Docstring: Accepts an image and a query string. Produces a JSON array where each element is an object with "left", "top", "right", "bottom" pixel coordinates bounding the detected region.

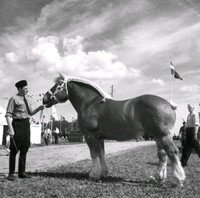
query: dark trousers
[
  {"left": 54, "top": 133, "right": 58, "bottom": 144},
  {"left": 9, "top": 119, "right": 30, "bottom": 175},
  {"left": 181, "top": 127, "right": 200, "bottom": 166}
]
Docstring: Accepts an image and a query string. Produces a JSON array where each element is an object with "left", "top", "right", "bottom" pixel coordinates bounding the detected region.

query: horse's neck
[{"left": 67, "top": 82, "right": 101, "bottom": 112}]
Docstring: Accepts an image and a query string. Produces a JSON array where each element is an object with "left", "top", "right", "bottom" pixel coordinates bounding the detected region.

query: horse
[{"left": 43, "top": 74, "right": 185, "bottom": 186}]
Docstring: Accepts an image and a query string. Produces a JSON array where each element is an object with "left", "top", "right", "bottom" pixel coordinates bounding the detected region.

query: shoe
[
  {"left": 6, "top": 174, "right": 16, "bottom": 181},
  {"left": 18, "top": 172, "right": 31, "bottom": 179},
  {"left": 181, "top": 163, "right": 187, "bottom": 167}
]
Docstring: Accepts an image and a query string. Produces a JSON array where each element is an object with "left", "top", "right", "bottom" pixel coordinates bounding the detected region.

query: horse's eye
[{"left": 56, "top": 86, "right": 61, "bottom": 91}]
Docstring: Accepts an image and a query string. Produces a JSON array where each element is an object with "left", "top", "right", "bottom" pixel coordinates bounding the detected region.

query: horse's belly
[{"left": 100, "top": 123, "right": 143, "bottom": 141}]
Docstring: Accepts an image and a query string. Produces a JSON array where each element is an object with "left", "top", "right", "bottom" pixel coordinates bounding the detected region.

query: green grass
[{"left": 1, "top": 142, "right": 200, "bottom": 198}]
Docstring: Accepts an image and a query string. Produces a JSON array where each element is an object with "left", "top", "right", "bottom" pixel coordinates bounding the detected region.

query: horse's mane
[{"left": 55, "top": 75, "right": 112, "bottom": 99}]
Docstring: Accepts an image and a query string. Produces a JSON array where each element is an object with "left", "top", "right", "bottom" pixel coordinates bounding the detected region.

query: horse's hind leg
[
  {"left": 151, "top": 140, "right": 167, "bottom": 184},
  {"left": 159, "top": 134, "right": 185, "bottom": 186}
]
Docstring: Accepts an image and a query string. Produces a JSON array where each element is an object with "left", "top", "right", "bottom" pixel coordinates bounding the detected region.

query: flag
[
  {"left": 170, "top": 61, "right": 182, "bottom": 80},
  {"left": 51, "top": 105, "right": 58, "bottom": 120}
]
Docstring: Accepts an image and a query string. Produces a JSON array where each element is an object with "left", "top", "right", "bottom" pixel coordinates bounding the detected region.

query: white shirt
[{"left": 186, "top": 112, "right": 199, "bottom": 127}]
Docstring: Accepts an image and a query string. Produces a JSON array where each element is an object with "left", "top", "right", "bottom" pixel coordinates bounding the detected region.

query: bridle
[{"left": 47, "top": 81, "right": 68, "bottom": 103}]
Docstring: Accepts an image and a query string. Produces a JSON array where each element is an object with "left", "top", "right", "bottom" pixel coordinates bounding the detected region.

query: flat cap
[{"left": 15, "top": 80, "right": 27, "bottom": 89}]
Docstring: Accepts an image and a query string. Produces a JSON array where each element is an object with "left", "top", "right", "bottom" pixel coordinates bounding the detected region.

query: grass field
[{"left": 1, "top": 142, "right": 200, "bottom": 198}]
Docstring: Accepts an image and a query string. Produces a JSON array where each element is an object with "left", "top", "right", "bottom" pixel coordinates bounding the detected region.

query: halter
[{"left": 47, "top": 81, "right": 67, "bottom": 103}]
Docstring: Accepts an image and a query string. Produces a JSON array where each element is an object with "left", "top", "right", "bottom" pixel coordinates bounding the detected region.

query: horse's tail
[{"left": 168, "top": 100, "right": 178, "bottom": 110}]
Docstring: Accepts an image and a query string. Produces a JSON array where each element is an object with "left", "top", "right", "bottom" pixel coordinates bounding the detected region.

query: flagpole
[
  {"left": 170, "top": 67, "right": 172, "bottom": 101},
  {"left": 169, "top": 59, "right": 172, "bottom": 102}
]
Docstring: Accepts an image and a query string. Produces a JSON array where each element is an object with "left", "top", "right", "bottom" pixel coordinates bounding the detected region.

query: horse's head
[{"left": 43, "top": 74, "right": 68, "bottom": 108}]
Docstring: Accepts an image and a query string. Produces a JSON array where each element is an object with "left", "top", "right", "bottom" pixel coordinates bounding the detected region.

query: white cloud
[
  {"left": 180, "top": 84, "right": 199, "bottom": 92},
  {"left": 0, "top": 70, "right": 11, "bottom": 88},
  {"left": 31, "top": 36, "right": 62, "bottom": 72},
  {"left": 29, "top": 35, "right": 129, "bottom": 80},
  {"left": 152, "top": 78, "right": 165, "bottom": 86},
  {"left": 128, "top": 68, "right": 142, "bottom": 77},
  {"left": 63, "top": 36, "right": 84, "bottom": 55},
  {"left": 115, "top": 13, "right": 200, "bottom": 70},
  {"left": 5, "top": 52, "right": 19, "bottom": 63}
]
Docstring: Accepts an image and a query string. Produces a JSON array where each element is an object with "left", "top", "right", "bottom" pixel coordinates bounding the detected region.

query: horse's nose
[
  {"left": 42, "top": 98, "right": 46, "bottom": 105},
  {"left": 42, "top": 95, "right": 47, "bottom": 105}
]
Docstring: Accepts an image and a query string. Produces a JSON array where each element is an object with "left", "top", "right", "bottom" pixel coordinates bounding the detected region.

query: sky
[{"left": 0, "top": 0, "right": 200, "bottom": 135}]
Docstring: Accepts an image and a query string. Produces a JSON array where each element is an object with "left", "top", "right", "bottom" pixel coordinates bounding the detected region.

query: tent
[
  {"left": 0, "top": 106, "right": 7, "bottom": 145},
  {"left": 0, "top": 106, "right": 41, "bottom": 145},
  {"left": 0, "top": 105, "right": 6, "bottom": 125}
]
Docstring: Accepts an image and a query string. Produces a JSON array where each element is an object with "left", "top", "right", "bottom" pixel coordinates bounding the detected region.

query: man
[
  {"left": 5, "top": 80, "right": 45, "bottom": 181},
  {"left": 179, "top": 121, "right": 186, "bottom": 147},
  {"left": 54, "top": 127, "right": 59, "bottom": 144},
  {"left": 43, "top": 127, "right": 51, "bottom": 146},
  {"left": 181, "top": 104, "right": 200, "bottom": 167}
]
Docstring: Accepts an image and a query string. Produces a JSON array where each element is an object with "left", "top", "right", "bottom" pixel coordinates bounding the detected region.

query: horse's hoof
[
  {"left": 179, "top": 183, "right": 184, "bottom": 187},
  {"left": 89, "top": 172, "right": 101, "bottom": 180},
  {"left": 101, "top": 170, "right": 109, "bottom": 178},
  {"left": 150, "top": 175, "right": 165, "bottom": 185},
  {"left": 150, "top": 176, "right": 158, "bottom": 184},
  {"left": 172, "top": 178, "right": 184, "bottom": 187},
  {"left": 171, "top": 182, "right": 184, "bottom": 188}
]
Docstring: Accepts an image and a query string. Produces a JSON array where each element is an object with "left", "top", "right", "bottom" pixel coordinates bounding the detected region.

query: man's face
[
  {"left": 188, "top": 105, "right": 194, "bottom": 113},
  {"left": 19, "top": 86, "right": 28, "bottom": 95}
]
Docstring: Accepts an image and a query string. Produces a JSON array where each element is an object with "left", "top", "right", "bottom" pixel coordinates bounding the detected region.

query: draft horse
[{"left": 43, "top": 74, "right": 185, "bottom": 186}]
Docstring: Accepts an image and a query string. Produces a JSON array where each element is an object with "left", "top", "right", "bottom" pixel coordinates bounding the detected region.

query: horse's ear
[
  {"left": 59, "top": 73, "right": 65, "bottom": 80},
  {"left": 54, "top": 73, "right": 65, "bottom": 83}
]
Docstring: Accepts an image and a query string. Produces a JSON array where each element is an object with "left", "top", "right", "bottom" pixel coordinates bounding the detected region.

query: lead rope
[
  {"left": 10, "top": 137, "right": 19, "bottom": 153},
  {"left": 39, "top": 108, "right": 44, "bottom": 124}
]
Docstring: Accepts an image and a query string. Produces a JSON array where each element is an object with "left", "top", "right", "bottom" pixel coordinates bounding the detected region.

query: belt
[{"left": 13, "top": 118, "right": 29, "bottom": 121}]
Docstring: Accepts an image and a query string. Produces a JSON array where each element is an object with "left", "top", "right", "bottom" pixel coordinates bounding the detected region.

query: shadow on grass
[
  {"left": 146, "top": 162, "right": 173, "bottom": 167},
  {"left": 29, "top": 171, "right": 160, "bottom": 187},
  {"left": 30, "top": 171, "right": 89, "bottom": 180}
]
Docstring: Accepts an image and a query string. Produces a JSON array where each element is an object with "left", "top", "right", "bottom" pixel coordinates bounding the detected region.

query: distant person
[
  {"left": 43, "top": 127, "right": 51, "bottom": 146},
  {"left": 181, "top": 104, "right": 200, "bottom": 167},
  {"left": 179, "top": 121, "right": 186, "bottom": 147},
  {"left": 54, "top": 127, "right": 59, "bottom": 144},
  {"left": 5, "top": 80, "right": 45, "bottom": 181}
]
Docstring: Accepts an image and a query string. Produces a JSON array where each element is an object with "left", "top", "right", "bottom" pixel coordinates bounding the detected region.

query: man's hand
[
  {"left": 39, "top": 105, "right": 45, "bottom": 111},
  {"left": 8, "top": 129, "right": 14, "bottom": 138},
  {"left": 194, "top": 126, "right": 199, "bottom": 140}
]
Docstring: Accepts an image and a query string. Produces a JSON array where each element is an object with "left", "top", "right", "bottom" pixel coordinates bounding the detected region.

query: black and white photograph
[{"left": 0, "top": 0, "right": 200, "bottom": 197}]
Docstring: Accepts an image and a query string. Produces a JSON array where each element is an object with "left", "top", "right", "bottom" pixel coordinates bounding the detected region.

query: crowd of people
[{"left": 41, "top": 126, "right": 60, "bottom": 146}]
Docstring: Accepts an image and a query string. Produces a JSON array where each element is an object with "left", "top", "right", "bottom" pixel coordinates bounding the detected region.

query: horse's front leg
[
  {"left": 98, "top": 138, "right": 108, "bottom": 178},
  {"left": 85, "top": 134, "right": 107, "bottom": 179}
]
